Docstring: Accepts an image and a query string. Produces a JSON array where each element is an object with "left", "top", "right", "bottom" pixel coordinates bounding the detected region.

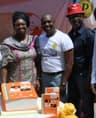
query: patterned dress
[{"left": 1, "top": 35, "right": 37, "bottom": 86}]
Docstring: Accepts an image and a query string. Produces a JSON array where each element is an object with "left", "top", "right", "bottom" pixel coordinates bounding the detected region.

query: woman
[{"left": 1, "top": 11, "right": 39, "bottom": 87}]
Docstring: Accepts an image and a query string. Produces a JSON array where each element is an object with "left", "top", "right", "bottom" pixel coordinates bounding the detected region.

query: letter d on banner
[{"left": 80, "top": 0, "right": 93, "bottom": 17}]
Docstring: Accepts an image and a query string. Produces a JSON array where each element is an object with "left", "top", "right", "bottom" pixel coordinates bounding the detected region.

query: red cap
[{"left": 66, "top": 3, "right": 84, "bottom": 17}]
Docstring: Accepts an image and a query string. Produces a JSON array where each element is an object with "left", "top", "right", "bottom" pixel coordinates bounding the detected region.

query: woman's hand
[
  {"left": 35, "top": 79, "right": 40, "bottom": 90},
  {"left": 35, "top": 79, "right": 41, "bottom": 96}
]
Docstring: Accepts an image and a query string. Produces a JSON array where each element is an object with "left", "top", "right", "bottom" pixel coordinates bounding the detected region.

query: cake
[{"left": 1, "top": 81, "right": 38, "bottom": 111}]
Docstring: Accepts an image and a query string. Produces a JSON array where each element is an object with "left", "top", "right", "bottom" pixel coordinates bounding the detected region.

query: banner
[
  {"left": 80, "top": 0, "right": 96, "bottom": 29},
  {"left": 0, "top": 0, "right": 73, "bottom": 42},
  {"left": 0, "top": 0, "right": 95, "bottom": 42}
]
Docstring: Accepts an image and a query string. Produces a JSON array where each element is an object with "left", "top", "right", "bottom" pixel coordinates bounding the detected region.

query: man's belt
[{"left": 42, "top": 71, "right": 64, "bottom": 75}]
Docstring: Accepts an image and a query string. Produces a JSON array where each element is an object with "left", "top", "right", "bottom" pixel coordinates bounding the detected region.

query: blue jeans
[{"left": 41, "top": 72, "right": 68, "bottom": 103}]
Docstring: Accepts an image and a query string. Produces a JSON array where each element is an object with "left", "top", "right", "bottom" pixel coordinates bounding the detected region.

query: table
[
  {"left": 0, "top": 114, "right": 53, "bottom": 118},
  {"left": 0, "top": 94, "right": 64, "bottom": 118}
]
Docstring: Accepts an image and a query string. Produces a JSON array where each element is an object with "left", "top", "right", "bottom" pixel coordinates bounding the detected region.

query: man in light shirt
[{"left": 36, "top": 13, "right": 74, "bottom": 102}]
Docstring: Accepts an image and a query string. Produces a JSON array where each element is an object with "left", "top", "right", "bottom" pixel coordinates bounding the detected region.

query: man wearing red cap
[{"left": 66, "top": 3, "right": 94, "bottom": 118}]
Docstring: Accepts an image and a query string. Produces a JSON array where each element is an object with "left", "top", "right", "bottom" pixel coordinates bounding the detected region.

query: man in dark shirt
[{"left": 66, "top": 3, "right": 94, "bottom": 118}]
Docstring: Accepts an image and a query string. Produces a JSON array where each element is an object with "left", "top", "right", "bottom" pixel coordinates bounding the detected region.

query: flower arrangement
[{"left": 60, "top": 103, "right": 78, "bottom": 118}]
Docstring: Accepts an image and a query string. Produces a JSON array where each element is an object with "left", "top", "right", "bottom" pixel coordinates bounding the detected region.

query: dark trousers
[{"left": 68, "top": 70, "right": 93, "bottom": 118}]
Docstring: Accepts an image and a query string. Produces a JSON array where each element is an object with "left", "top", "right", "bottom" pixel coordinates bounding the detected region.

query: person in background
[
  {"left": 36, "top": 13, "right": 74, "bottom": 102},
  {"left": 66, "top": 3, "right": 94, "bottom": 118},
  {"left": 91, "top": 7, "right": 96, "bottom": 118},
  {"left": 92, "top": 8, "right": 96, "bottom": 33},
  {"left": 0, "top": 11, "right": 39, "bottom": 89}
]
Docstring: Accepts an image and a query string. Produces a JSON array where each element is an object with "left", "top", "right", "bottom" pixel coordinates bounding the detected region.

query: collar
[
  {"left": 70, "top": 24, "right": 86, "bottom": 35},
  {"left": 2, "top": 35, "right": 33, "bottom": 51}
]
